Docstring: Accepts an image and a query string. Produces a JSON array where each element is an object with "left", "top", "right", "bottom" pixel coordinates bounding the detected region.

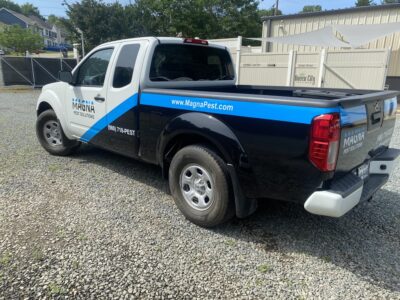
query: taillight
[
  {"left": 183, "top": 38, "right": 208, "bottom": 45},
  {"left": 309, "top": 113, "right": 341, "bottom": 172}
]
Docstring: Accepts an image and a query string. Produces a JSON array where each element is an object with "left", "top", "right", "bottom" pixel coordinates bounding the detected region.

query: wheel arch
[
  {"left": 157, "top": 112, "right": 246, "bottom": 172},
  {"left": 37, "top": 101, "right": 54, "bottom": 116},
  {"left": 36, "top": 89, "right": 72, "bottom": 139}
]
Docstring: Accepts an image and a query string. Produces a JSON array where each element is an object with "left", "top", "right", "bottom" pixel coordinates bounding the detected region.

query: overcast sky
[{"left": 12, "top": 0, "right": 360, "bottom": 17}]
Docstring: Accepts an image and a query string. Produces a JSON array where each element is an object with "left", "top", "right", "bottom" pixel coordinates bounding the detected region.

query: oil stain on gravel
[{"left": 0, "top": 91, "right": 400, "bottom": 299}]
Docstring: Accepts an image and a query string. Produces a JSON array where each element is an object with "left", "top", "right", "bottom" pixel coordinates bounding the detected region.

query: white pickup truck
[{"left": 36, "top": 37, "right": 399, "bottom": 227}]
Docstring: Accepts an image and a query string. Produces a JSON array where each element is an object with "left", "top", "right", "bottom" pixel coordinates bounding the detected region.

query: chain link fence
[{"left": 0, "top": 56, "right": 77, "bottom": 87}]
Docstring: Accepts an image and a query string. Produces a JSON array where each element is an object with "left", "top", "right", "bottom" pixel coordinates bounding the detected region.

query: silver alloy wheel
[
  {"left": 43, "top": 120, "right": 62, "bottom": 146},
  {"left": 180, "top": 164, "right": 214, "bottom": 211}
]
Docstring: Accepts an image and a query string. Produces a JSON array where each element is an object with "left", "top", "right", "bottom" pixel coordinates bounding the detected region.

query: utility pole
[
  {"left": 76, "top": 28, "right": 85, "bottom": 58},
  {"left": 274, "top": 0, "right": 279, "bottom": 16}
]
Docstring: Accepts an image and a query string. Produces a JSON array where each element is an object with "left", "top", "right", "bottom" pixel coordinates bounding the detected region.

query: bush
[{"left": 0, "top": 25, "right": 44, "bottom": 54}]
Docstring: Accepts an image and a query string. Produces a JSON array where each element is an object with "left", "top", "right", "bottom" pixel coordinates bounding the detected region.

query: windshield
[{"left": 150, "top": 44, "right": 234, "bottom": 82}]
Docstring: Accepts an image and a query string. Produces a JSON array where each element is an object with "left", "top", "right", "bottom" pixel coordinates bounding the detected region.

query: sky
[{"left": 12, "top": 0, "right": 358, "bottom": 17}]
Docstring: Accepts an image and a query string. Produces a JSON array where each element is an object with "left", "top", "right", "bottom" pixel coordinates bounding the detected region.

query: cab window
[
  {"left": 150, "top": 44, "right": 234, "bottom": 82},
  {"left": 75, "top": 48, "right": 114, "bottom": 86},
  {"left": 113, "top": 44, "right": 140, "bottom": 88}
]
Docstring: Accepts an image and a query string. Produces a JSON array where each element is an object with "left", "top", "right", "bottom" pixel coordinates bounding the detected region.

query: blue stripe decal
[
  {"left": 140, "top": 93, "right": 339, "bottom": 124},
  {"left": 80, "top": 94, "right": 138, "bottom": 142}
]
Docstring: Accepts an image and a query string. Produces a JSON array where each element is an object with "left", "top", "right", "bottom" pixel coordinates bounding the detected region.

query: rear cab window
[
  {"left": 150, "top": 44, "right": 234, "bottom": 82},
  {"left": 113, "top": 44, "right": 140, "bottom": 88}
]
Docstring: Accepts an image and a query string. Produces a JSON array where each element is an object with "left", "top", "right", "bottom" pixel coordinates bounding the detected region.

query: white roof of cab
[{"left": 99, "top": 37, "right": 226, "bottom": 50}]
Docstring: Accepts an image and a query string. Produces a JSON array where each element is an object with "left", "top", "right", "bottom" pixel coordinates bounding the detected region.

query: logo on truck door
[{"left": 72, "top": 98, "right": 95, "bottom": 119}]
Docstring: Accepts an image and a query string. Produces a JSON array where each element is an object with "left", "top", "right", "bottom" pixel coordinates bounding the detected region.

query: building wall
[{"left": 262, "top": 6, "right": 400, "bottom": 77}]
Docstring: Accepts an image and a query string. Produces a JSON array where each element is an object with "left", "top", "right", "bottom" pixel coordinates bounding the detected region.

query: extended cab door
[
  {"left": 65, "top": 46, "right": 115, "bottom": 141},
  {"left": 99, "top": 40, "right": 148, "bottom": 157},
  {"left": 93, "top": 40, "right": 148, "bottom": 157}
]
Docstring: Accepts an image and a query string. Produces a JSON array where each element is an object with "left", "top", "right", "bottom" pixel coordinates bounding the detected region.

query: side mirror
[{"left": 59, "top": 71, "right": 73, "bottom": 84}]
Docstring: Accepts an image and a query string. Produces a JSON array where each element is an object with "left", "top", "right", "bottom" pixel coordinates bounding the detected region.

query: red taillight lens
[
  {"left": 183, "top": 38, "right": 208, "bottom": 45},
  {"left": 309, "top": 113, "right": 340, "bottom": 172}
]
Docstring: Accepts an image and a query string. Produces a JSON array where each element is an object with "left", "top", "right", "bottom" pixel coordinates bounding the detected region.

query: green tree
[
  {"left": 258, "top": 8, "right": 282, "bottom": 18},
  {"left": 132, "top": 0, "right": 261, "bottom": 39},
  {"left": 381, "top": 0, "right": 400, "bottom": 3},
  {"left": 355, "top": 0, "right": 375, "bottom": 6},
  {"left": 63, "top": 0, "right": 136, "bottom": 50},
  {"left": 20, "top": 3, "right": 42, "bottom": 19},
  {"left": 301, "top": 5, "right": 322, "bottom": 13},
  {"left": 0, "top": 0, "right": 22, "bottom": 13},
  {"left": 63, "top": 0, "right": 262, "bottom": 51},
  {"left": 47, "top": 15, "right": 61, "bottom": 27},
  {"left": 0, "top": 25, "right": 44, "bottom": 54}
]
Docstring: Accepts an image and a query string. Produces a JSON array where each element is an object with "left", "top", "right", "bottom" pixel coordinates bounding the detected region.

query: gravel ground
[{"left": 0, "top": 90, "right": 399, "bottom": 299}]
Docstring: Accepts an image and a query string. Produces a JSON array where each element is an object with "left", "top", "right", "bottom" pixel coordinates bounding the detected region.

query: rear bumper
[{"left": 304, "top": 148, "right": 400, "bottom": 217}]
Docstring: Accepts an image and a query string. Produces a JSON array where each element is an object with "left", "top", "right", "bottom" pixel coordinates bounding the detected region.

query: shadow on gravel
[{"left": 72, "top": 145, "right": 400, "bottom": 293}]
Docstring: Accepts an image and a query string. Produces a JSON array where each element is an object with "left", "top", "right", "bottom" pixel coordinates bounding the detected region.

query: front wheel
[
  {"left": 36, "top": 110, "right": 80, "bottom": 156},
  {"left": 169, "top": 145, "right": 234, "bottom": 227}
]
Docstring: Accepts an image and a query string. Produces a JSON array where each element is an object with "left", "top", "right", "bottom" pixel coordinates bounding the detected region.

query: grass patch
[
  {"left": 321, "top": 256, "right": 332, "bottom": 263},
  {"left": 48, "top": 282, "right": 67, "bottom": 296},
  {"left": 72, "top": 260, "right": 79, "bottom": 270},
  {"left": 56, "top": 229, "right": 66, "bottom": 239},
  {"left": 0, "top": 252, "right": 12, "bottom": 266},
  {"left": 257, "top": 264, "right": 272, "bottom": 273},
  {"left": 48, "top": 164, "right": 60, "bottom": 172},
  {"left": 77, "top": 233, "right": 88, "bottom": 241},
  {"left": 32, "top": 248, "right": 44, "bottom": 261},
  {"left": 224, "top": 239, "right": 236, "bottom": 247}
]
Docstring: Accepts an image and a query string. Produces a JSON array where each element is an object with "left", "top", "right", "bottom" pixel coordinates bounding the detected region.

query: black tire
[
  {"left": 169, "top": 145, "right": 234, "bottom": 227},
  {"left": 36, "top": 110, "right": 80, "bottom": 156}
]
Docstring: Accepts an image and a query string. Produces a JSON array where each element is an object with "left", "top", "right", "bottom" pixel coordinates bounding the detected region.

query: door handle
[{"left": 94, "top": 96, "right": 105, "bottom": 102}]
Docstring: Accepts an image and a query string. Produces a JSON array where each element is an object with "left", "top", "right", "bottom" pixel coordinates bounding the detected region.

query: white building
[{"left": 261, "top": 3, "right": 400, "bottom": 90}]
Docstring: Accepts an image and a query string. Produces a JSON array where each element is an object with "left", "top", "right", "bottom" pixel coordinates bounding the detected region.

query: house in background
[{"left": 0, "top": 7, "right": 69, "bottom": 49}]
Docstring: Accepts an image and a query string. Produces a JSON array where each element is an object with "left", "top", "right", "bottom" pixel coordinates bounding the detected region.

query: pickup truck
[{"left": 36, "top": 37, "right": 399, "bottom": 227}]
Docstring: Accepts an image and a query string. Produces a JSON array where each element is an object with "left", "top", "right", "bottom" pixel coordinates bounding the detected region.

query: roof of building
[
  {"left": 0, "top": 7, "right": 53, "bottom": 29},
  {"left": 261, "top": 3, "right": 400, "bottom": 21},
  {"left": 0, "top": 7, "right": 34, "bottom": 25},
  {"left": 29, "top": 14, "right": 53, "bottom": 30}
]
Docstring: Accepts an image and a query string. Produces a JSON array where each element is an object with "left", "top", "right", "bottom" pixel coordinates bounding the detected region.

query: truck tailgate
[{"left": 336, "top": 94, "right": 398, "bottom": 175}]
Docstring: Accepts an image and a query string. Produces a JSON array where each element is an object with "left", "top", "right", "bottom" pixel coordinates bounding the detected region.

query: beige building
[{"left": 261, "top": 3, "right": 400, "bottom": 90}]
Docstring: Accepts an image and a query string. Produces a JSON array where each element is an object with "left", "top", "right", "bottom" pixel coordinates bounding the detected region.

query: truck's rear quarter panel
[{"left": 138, "top": 89, "right": 337, "bottom": 203}]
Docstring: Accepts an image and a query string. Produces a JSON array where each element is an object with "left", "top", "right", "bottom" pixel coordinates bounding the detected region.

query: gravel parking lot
[{"left": 0, "top": 90, "right": 399, "bottom": 299}]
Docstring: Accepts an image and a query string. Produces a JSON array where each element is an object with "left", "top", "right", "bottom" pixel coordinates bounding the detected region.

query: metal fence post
[
  {"left": 318, "top": 48, "right": 327, "bottom": 88},
  {"left": 235, "top": 36, "right": 242, "bottom": 85},
  {"left": 286, "top": 50, "right": 296, "bottom": 86},
  {"left": 30, "top": 57, "right": 36, "bottom": 88}
]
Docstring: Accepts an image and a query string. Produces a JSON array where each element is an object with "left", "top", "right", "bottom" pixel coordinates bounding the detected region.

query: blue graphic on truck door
[{"left": 80, "top": 94, "right": 138, "bottom": 142}]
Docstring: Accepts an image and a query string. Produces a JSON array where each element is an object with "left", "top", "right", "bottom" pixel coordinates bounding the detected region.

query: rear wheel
[
  {"left": 36, "top": 110, "right": 80, "bottom": 156},
  {"left": 169, "top": 145, "right": 234, "bottom": 227}
]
